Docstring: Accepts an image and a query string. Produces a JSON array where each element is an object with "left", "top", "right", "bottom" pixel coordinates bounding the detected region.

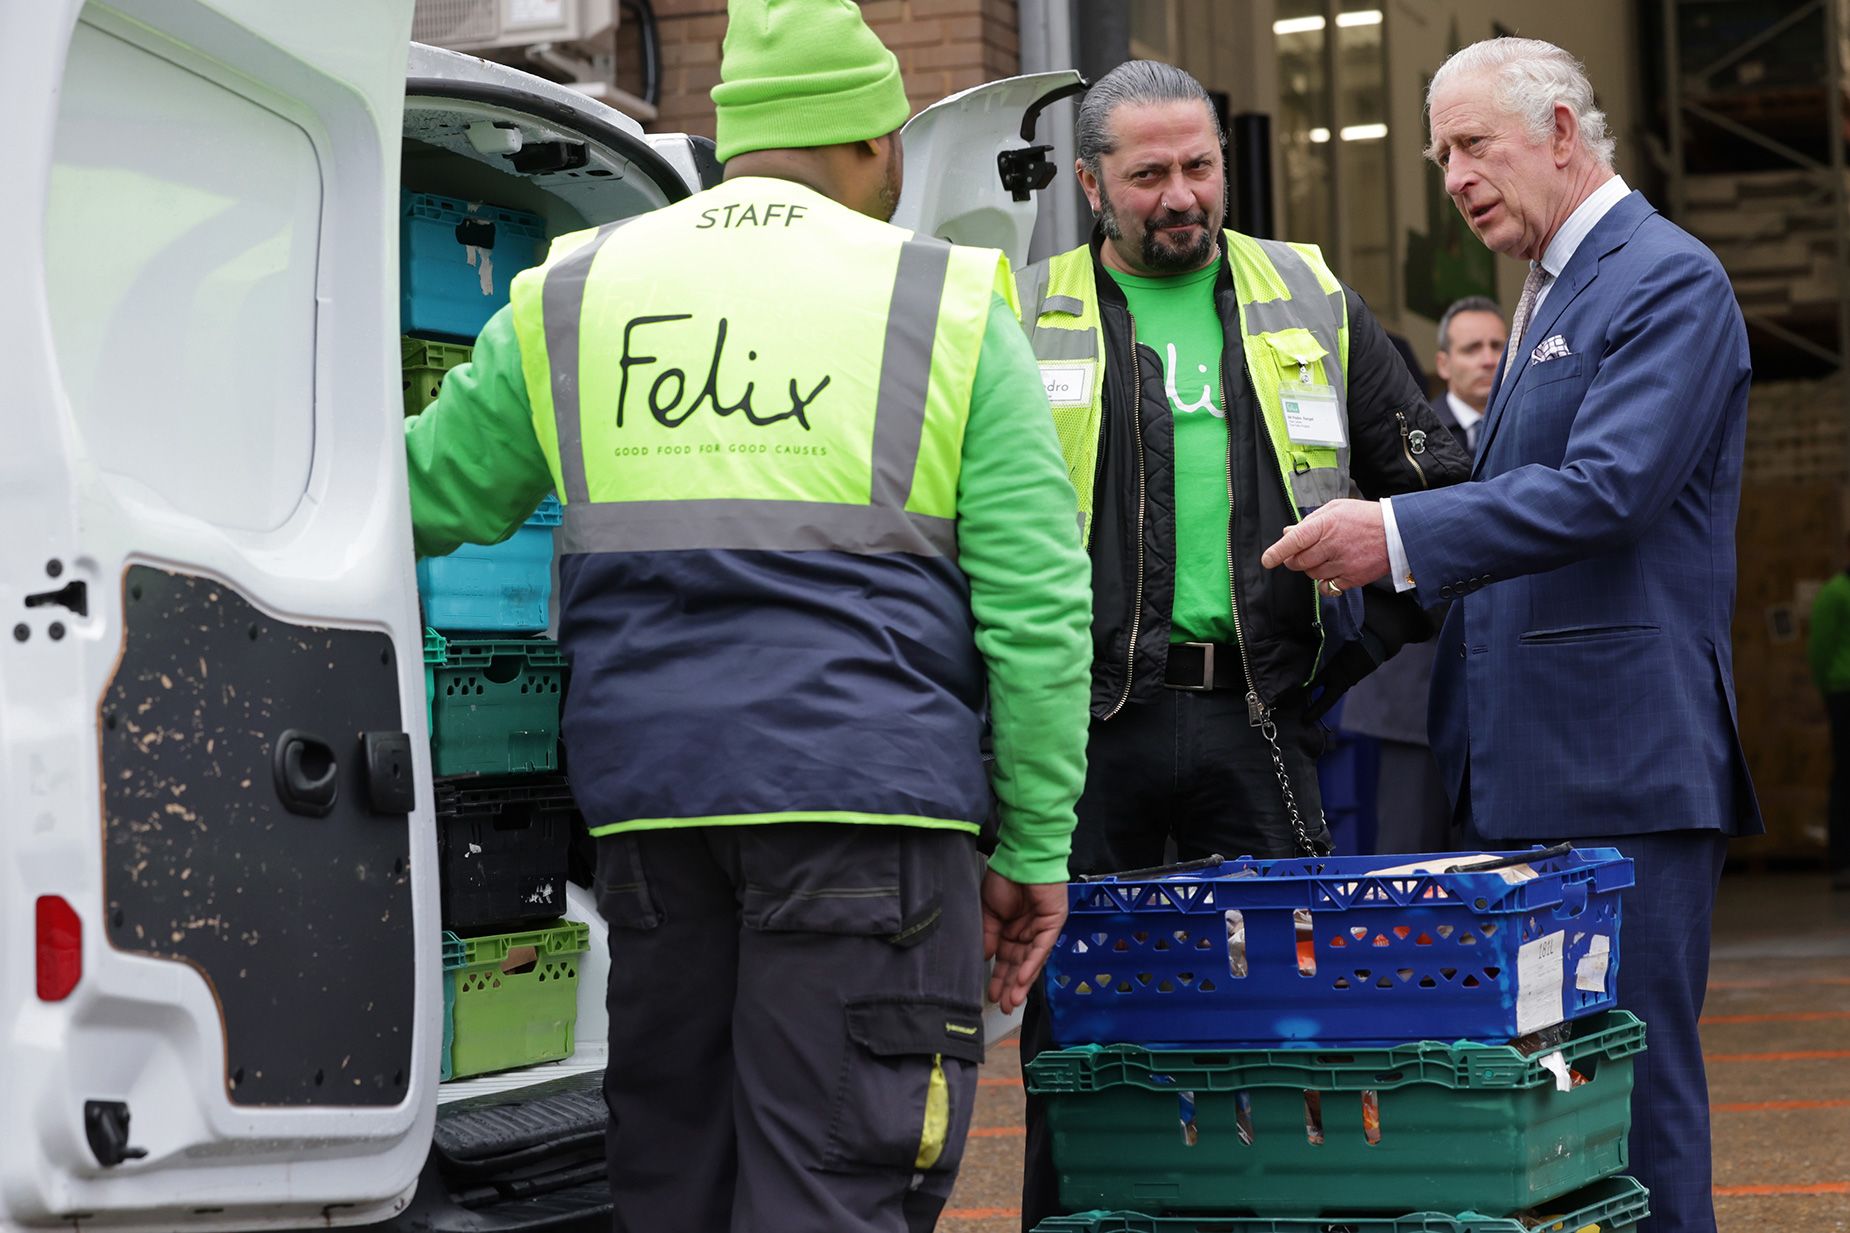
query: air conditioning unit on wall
[{"left": 412, "top": 0, "right": 617, "bottom": 51}]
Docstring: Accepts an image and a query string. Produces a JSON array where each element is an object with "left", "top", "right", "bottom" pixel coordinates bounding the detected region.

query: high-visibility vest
[
  {"left": 506, "top": 176, "right": 1013, "bottom": 836},
  {"left": 1015, "top": 232, "right": 1353, "bottom": 546}
]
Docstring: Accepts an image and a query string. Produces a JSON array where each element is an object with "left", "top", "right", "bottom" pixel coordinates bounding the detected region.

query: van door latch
[
  {"left": 997, "top": 145, "right": 1057, "bottom": 202},
  {"left": 85, "top": 1101, "right": 148, "bottom": 1167},
  {"left": 363, "top": 731, "right": 416, "bottom": 815}
]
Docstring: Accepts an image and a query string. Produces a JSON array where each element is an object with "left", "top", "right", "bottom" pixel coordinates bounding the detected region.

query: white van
[{"left": 1, "top": 2, "right": 1077, "bottom": 1229}]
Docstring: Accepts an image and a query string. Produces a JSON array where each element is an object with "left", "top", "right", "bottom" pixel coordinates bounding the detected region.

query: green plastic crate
[
  {"left": 1027, "top": 1010, "right": 1644, "bottom": 1218},
  {"left": 1030, "top": 1176, "right": 1649, "bottom": 1232},
  {"left": 423, "top": 629, "right": 565, "bottom": 776},
  {"left": 402, "top": 336, "right": 474, "bottom": 416},
  {"left": 440, "top": 931, "right": 464, "bottom": 1082},
  {"left": 448, "top": 921, "right": 590, "bottom": 1079}
]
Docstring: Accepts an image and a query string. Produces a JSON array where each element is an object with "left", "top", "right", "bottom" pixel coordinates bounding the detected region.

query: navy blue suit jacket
[
  {"left": 1340, "top": 394, "right": 1468, "bottom": 746},
  {"left": 1391, "top": 191, "right": 1762, "bottom": 840}
]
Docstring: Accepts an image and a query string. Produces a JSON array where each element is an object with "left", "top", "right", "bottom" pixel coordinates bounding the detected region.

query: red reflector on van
[{"left": 36, "top": 896, "right": 82, "bottom": 1001}]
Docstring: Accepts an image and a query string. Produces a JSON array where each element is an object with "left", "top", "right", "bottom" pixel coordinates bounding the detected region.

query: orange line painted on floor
[
  {"left": 1709, "top": 976, "right": 1850, "bottom": 990},
  {"left": 1703, "top": 1010, "right": 1850, "bottom": 1025},
  {"left": 966, "top": 1125, "right": 1027, "bottom": 1138},
  {"left": 943, "top": 1207, "right": 1023, "bottom": 1220},
  {"left": 1713, "top": 1099, "right": 1850, "bottom": 1113},
  {"left": 978, "top": 1076, "right": 1024, "bottom": 1087},
  {"left": 1706, "top": 1049, "right": 1850, "bottom": 1063},
  {"left": 1714, "top": 1183, "right": 1850, "bottom": 1197}
]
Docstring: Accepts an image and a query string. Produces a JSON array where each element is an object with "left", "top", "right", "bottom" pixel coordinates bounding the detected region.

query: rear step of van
[{"left": 364, "top": 1070, "right": 611, "bottom": 1232}]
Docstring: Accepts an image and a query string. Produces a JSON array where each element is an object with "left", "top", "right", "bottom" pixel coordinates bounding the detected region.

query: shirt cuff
[{"left": 1381, "top": 497, "right": 1417, "bottom": 593}]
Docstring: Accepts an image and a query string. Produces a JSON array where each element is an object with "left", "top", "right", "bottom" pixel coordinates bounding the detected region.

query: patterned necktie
[{"left": 1500, "top": 262, "right": 1551, "bottom": 386}]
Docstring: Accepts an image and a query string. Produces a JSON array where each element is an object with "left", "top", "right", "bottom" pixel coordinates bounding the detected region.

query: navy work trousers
[{"left": 595, "top": 823, "right": 986, "bottom": 1233}]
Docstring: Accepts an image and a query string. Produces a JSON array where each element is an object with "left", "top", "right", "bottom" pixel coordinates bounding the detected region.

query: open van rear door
[
  {"left": 0, "top": 2, "right": 434, "bottom": 1229},
  {"left": 890, "top": 69, "right": 1085, "bottom": 1049},
  {"left": 890, "top": 69, "right": 1086, "bottom": 269}
]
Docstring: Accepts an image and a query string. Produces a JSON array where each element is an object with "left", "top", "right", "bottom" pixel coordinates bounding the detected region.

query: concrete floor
[{"left": 941, "top": 870, "right": 1850, "bottom": 1233}]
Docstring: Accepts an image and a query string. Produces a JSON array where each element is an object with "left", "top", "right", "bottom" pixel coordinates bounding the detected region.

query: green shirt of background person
[{"left": 1810, "top": 561, "right": 1850, "bottom": 695}]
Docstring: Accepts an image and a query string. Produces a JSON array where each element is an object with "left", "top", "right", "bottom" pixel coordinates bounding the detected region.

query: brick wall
[{"left": 648, "top": 0, "right": 1020, "bottom": 142}]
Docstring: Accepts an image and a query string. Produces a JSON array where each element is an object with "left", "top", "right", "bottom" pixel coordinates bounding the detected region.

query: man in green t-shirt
[{"left": 1014, "top": 60, "right": 1471, "bottom": 1229}]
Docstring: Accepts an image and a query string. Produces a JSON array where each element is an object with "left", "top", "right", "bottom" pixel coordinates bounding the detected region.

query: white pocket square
[{"left": 1529, "top": 335, "right": 1572, "bottom": 365}]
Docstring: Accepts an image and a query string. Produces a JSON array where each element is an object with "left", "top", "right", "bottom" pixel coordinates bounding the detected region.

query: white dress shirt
[
  {"left": 1381, "top": 174, "right": 1631, "bottom": 592},
  {"left": 1445, "top": 390, "right": 1484, "bottom": 451}
]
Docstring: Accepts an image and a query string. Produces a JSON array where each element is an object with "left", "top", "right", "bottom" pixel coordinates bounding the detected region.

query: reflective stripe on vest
[
  {"left": 1015, "top": 232, "right": 1353, "bottom": 543},
  {"left": 509, "top": 179, "right": 1007, "bottom": 561}
]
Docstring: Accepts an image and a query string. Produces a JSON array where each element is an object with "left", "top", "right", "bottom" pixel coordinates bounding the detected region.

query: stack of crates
[
  {"left": 1030, "top": 847, "right": 1649, "bottom": 1231},
  {"left": 401, "top": 187, "right": 591, "bottom": 1082}
]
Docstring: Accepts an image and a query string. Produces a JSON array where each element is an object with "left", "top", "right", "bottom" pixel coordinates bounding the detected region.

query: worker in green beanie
[{"left": 402, "top": 0, "right": 1091, "bottom": 1228}]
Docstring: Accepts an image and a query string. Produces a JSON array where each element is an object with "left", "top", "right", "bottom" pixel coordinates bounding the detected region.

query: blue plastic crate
[
  {"left": 417, "top": 497, "right": 562, "bottom": 634},
  {"left": 1046, "top": 846, "right": 1633, "bottom": 1049},
  {"left": 401, "top": 191, "right": 546, "bottom": 339},
  {"left": 440, "top": 931, "right": 465, "bottom": 1082}
]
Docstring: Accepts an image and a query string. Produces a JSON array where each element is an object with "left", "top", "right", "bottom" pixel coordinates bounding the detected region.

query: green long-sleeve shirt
[
  {"left": 405, "top": 294, "right": 1091, "bottom": 884},
  {"left": 1811, "top": 570, "right": 1850, "bottom": 694}
]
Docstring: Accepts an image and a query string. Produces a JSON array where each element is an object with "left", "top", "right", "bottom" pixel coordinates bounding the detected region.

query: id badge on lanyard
[{"left": 1281, "top": 362, "right": 1345, "bottom": 448}]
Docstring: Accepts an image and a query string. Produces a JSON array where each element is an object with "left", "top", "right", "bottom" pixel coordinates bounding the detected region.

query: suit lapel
[{"left": 1470, "top": 191, "right": 1656, "bottom": 476}]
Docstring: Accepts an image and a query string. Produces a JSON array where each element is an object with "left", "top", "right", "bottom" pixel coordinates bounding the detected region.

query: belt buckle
[{"left": 1173, "top": 641, "right": 1215, "bottom": 692}]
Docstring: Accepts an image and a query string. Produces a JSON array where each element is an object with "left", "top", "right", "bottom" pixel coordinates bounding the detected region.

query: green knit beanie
[{"left": 711, "top": 0, "right": 910, "bottom": 163}]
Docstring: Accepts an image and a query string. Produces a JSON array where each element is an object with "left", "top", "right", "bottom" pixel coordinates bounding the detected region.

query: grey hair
[
  {"left": 1076, "top": 60, "right": 1222, "bottom": 177},
  {"left": 1437, "top": 295, "right": 1503, "bottom": 351},
  {"left": 1428, "top": 38, "right": 1615, "bottom": 167}
]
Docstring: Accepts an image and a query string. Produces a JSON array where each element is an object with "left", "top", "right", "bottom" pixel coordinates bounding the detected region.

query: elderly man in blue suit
[{"left": 1263, "top": 37, "right": 1759, "bottom": 1233}]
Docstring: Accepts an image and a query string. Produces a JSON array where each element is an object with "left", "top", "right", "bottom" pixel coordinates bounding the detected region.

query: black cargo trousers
[{"left": 595, "top": 822, "right": 987, "bottom": 1233}]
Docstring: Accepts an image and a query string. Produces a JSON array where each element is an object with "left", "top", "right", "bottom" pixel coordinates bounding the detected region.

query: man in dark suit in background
[
  {"left": 1262, "top": 37, "right": 1760, "bottom": 1233},
  {"left": 1340, "top": 296, "right": 1504, "bottom": 854}
]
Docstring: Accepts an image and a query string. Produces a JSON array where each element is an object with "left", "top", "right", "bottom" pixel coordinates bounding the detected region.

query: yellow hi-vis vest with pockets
[
  {"left": 507, "top": 178, "right": 1013, "bottom": 562},
  {"left": 1016, "top": 232, "right": 1352, "bottom": 547}
]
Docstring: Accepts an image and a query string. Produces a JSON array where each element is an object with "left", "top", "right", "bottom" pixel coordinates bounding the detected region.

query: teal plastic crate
[
  {"left": 440, "top": 931, "right": 464, "bottom": 1082},
  {"left": 448, "top": 921, "right": 590, "bottom": 1079},
  {"left": 1030, "top": 1176, "right": 1649, "bottom": 1232},
  {"left": 417, "top": 497, "right": 562, "bottom": 634},
  {"left": 400, "top": 191, "right": 545, "bottom": 339},
  {"left": 423, "top": 629, "right": 565, "bottom": 776},
  {"left": 1027, "top": 1010, "right": 1644, "bottom": 1218}
]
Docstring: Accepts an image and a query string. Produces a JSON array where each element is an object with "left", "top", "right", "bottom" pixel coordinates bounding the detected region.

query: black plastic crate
[{"left": 435, "top": 776, "right": 582, "bottom": 933}]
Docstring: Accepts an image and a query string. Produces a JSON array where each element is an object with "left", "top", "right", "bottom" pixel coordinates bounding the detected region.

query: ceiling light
[
  {"left": 1336, "top": 10, "right": 1384, "bottom": 27},
  {"left": 1274, "top": 16, "right": 1326, "bottom": 35}
]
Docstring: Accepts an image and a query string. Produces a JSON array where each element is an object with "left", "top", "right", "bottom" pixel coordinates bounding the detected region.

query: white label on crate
[
  {"left": 1516, "top": 930, "right": 1566, "bottom": 1036},
  {"left": 1576, "top": 933, "right": 1612, "bottom": 993}
]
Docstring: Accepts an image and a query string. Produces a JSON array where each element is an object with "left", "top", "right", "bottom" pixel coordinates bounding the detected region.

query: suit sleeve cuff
[{"left": 1381, "top": 497, "right": 1417, "bottom": 593}]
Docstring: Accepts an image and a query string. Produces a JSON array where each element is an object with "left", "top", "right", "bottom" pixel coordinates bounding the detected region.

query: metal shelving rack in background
[{"left": 1657, "top": 0, "right": 1850, "bottom": 385}]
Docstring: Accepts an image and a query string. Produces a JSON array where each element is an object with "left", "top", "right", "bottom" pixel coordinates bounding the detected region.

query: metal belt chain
[{"left": 1260, "top": 717, "right": 1332, "bottom": 858}]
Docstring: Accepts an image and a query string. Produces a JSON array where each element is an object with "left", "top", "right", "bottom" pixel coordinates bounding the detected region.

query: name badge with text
[
  {"left": 1040, "top": 363, "right": 1095, "bottom": 409},
  {"left": 1281, "top": 383, "right": 1346, "bottom": 447}
]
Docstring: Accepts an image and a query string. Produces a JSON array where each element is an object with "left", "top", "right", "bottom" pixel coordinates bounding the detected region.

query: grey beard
[{"left": 1099, "top": 192, "right": 1214, "bottom": 272}]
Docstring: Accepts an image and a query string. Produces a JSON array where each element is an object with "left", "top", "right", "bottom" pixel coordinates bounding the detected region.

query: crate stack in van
[
  {"left": 1030, "top": 847, "right": 1651, "bottom": 1233},
  {"left": 401, "top": 188, "right": 590, "bottom": 1083}
]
